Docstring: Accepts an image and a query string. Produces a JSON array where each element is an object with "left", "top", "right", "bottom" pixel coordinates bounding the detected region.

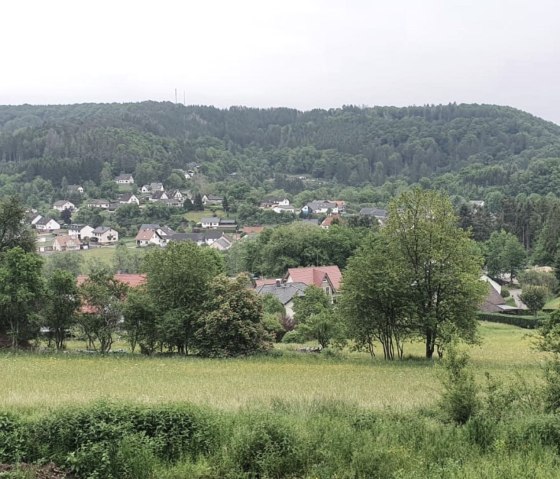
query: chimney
[{"left": 275, "top": 279, "right": 281, "bottom": 287}]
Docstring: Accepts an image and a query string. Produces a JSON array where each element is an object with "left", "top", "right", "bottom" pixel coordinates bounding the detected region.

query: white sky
[{"left": 1, "top": 0, "right": 559, "bottom": 123}]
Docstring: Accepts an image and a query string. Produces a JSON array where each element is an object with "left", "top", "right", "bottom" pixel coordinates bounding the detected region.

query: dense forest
[{"left": 0, "top": 101, "right": 559, "bottom": 198}]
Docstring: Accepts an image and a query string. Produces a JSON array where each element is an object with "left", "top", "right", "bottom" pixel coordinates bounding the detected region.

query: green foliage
[
  {"left": 440, "top": 347, "right": 479, "bottom": 424},
  {"left": 113, "top": 242, "right": 144, "bottom": 274},
  {"left": 0, "top": 196, "right": 36, "bottom": 254},
  {"left": 292, "top": 286, "right": 344, "bottom": 349},
  {"left": 340, "top": 234, "right": 412, "bottom": 359},
  {"left": 144, "top": 241, "right": 223, "bottom": 354},
  {"left": 43, "top": 252, "right": 83, "bottom": 278},
  {"left": 518, "top": 269, "right": 558, "bottom": 295},
  {"left": 0, "top": 247, "right": 44, "bottom": 349},
  {"left": 485, "top": 230, "right": 526, "bottom": 281},
  {"left": 384, "top": 189, "right": 487, "bottom": 358},
  {"left": 78, "top": 270, "right": 129, "bottom": 353},
  {"left": 476, "top": 312, "right": 541, "bottom": 329},
  {"left": 122, "top": 287, "right": 157, "bottom": 354},
  {"left": 43, "top": 270, "right": 80, "bottom": 350},
  {"left": 194, "top": 275, "right": 272, "bottom": 357},
  {"left": 520, "top": 285, "right": 548, "bottom": 317}
]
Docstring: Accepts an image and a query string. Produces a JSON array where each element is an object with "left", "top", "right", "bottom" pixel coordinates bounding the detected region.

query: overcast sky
[{"left": 1, "top": 0, "right": 558, "bottom": 123}]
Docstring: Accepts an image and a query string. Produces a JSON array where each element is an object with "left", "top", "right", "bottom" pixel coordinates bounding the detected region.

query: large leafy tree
[
  {"left": 194, "top": 275, "right": 271, "bottom": 357},
  {"left": 340, "top": 235, "right": 413, "bottom": 359},
  {"left": 484, "top": 230, "right": 526, "bottom": 281},
  {"left": 43, "top": 270, "right": 80, "bottom": 350},
  {"left": 293, "top": 286, "right": 344, "bottom": 349},
  {"left": 78, "top": 269, "right": 129, "bottom": 353},
  {"left": 0, "top": 196, "right": 36, "bottom": 253},
  {"left": 384, "top": 189, "right": 486, "bottom": 359},
  {"left": 143, "top": 241, "right": 223, "bottom": 354},
  {"left": 0, "top": 247, "right": 44, "bottom": 348}
]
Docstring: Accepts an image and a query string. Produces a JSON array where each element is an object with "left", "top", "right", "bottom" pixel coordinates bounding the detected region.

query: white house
[
  {"left": 301, "top": 200, "right": 339, "bottom": 215},
  {"left": 115, "top": 174, "right": 134, "bottom": 184},
  {"left": 168, "top": 190, "right": 184, "bottom": 201},
  {"left": 202, "top": 194, "right": 224, "bottom": 206},
  {"left": 86, "top": 199, "right": 111, "bottom": 209},
  {"left": 68, "top": 224, "right": 95, "bottom": 240},
  {"left": 201, "top": 217, "right": 221, "bottom": 229},
  {"left": 135, "top": 228, "right": 165, "bottom": 247},
  {"left": 150, "top": 191, "right": 169, "bottom": 202},
  {"left": 35, "top": 217, "right": 61, "bottom": 231},
  {"left": 31, "top": 214, "right": 43, "bottom": 226},
  {"left": 92, "top": 226, "right": 119, "bottom": 244},
  {"left": 119, "top": 193, "right": 140, "bottom": 205},
  {"left": 272, "top": 205, "right": 295, "bottom": 214},
  {"left": 53, "top": 200, "right": 76, "bottom": 212}
]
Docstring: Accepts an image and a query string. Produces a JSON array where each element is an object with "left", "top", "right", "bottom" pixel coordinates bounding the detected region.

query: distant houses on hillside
[{"left": 115, "top": 174, "right": 134, "bottom": 184}]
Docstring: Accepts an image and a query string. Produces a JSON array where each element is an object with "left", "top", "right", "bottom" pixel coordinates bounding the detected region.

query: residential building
[
  {"left": 115, "top": 174, "right": 134, "bottom": 184},
  {"left": 169, "top": 231, "right": 225, "bottom": 246},
  {"left": 255, "top": 281, "right": 308, "bottom": 319},
  {"left": 68, "top": 185, "right": 84, "bottom": 194},
  {"left": 321, "top": 215, "right": 341, "bottom": 229},
  {"left": 92, "top": 226, "right": 119, "bottom": 244},
  {"left": 135, "top": 224, "right": 176, "bottom": 247},
  {"left": 202, "top": 194, "right": 224, "bottom": 206},
  {"left": 359, "top": 207, "right": 387, "bottom": 224},
  {"left": 118, "top": 193, "right": 140, "bottom": 205},
  {"left": 272, "top": 205, "right": 296, "bottom": 214},
  {"left": 285, "top": 265, "right": 342, "bottom": 299},
  {"left": 86, "top": 199, "right": 111, "bottom": 209},
  {"left": 209, "top": 236, "right": 233, "bottom": 251},
  {"left": 201, "top": 217, "right": 220, "bottom": 229},
  {"left": 150, "top": 191, "right": 169, "bottom": 202},
  {"left": 301, "top": 200, "right": 339, "bottom": 215},
  {"left": 53, "top": 200, "right": 76, "bottom": 212},
  {"left": 35, "top": 217, "right": 61, "bottom": 231},
  {"left": 52, "top": 235, "right": 82, "bottom": 252},
  {"left": 68, "top": 224, "right": 95, "bottom": 240}
]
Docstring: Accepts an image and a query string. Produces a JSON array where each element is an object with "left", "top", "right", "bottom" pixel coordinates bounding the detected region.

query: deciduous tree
[{"left": 384, "top": 189, "right": 486, "bottom": 359}]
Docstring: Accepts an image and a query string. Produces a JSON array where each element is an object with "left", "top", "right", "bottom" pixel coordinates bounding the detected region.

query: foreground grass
[{"left": 0, "top": 322, "right": 545, "bottom": 413}]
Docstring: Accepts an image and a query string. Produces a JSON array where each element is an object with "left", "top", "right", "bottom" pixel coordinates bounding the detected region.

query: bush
[
  {"left": 0, "top": 412, "right": 27, "bottom": 463},
  {"left": 477, "top": 312, "right": 542, "bottom": 329},
  {"left": 500, "top": 288, "right": 510, "bottom": 298},
  {"left": 439, "top": 348, "right": 479, "bottom": 424}
]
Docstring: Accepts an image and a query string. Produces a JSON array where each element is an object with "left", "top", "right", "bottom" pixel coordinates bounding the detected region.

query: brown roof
[
  {"left": 321, "top": 215, "right": 340, "bottom": 227},
  {"left": 254, "top": 278, "right": 278, "bottom": 288},
  {"left": 242, "top": 226, "right": 265, "bottom": 235},
  {"left": 53, "top": 235, "right": 80, "bottom": 247},
  {"left": 286, "top": 266, "right": 342, "bottom": 290},
  {"left": 77, "top": 274, "right": 147, "bottom": 288},
  {"left": 135, "top": 229, "right": 157, "bottom": 241}
]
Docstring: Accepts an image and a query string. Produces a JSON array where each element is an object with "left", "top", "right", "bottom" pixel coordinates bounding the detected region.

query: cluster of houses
[{"left": 134, "top": 224, "right": 233, "bottom": 251}]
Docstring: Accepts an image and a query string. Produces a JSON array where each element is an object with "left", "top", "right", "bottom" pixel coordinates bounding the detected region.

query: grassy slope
[{"left": 0, "top": 322, "right": 544, "bottom": 413}]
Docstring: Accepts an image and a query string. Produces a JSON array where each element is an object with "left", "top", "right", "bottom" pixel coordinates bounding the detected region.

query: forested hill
[{"left": 0, "top": 101, "right": 559, "bottom": 194}]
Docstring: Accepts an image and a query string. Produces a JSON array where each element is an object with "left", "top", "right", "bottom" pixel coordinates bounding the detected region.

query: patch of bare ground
[{"left": 0, "top": 463, "right": 72, "bottom": 479}]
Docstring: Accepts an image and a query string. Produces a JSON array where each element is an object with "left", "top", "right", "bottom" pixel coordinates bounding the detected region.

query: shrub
[
  {"left": 439, "top": 348, "right": 479, "bottom": 424},
  {"left": 477, "top": 312, "right": 542, "bottom": 329},
  {"left": 0, "top": 412, "right": 27, "bottom": 463}
]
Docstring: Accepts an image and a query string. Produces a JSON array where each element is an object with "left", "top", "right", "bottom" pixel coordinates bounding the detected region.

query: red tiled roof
[
  {"left": 286, "top": 266, "right": 342, "bottom": 290},
  {"left": 77, "top": 274, "right": 147, "bottom": 288}
]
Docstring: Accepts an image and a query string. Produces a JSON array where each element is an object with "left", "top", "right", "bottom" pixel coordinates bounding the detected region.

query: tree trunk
[{"left": 425, "top": 329, "right": 434, "bottom": 359}]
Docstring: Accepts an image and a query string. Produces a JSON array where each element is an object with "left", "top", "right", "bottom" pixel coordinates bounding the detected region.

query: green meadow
[
  {"left": 3, "top": 321, "right": 560, "bottom": 478},
  {"left": 0, "top": 322, "right": 545, "bottom": 413}
]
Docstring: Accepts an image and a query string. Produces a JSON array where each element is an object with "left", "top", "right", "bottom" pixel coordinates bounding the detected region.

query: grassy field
[{"left": 0, "top": 322, "right": 546, "bottom": 414}]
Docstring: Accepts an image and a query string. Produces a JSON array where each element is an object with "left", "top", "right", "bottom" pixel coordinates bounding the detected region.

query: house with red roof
[{"left": 284, "top": 265, "right": 342, "bottom": 300}]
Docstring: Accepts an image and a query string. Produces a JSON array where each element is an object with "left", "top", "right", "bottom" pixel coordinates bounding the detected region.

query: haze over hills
[{"left": 0, "top": 102, "right": 559, "bottom": 199}]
